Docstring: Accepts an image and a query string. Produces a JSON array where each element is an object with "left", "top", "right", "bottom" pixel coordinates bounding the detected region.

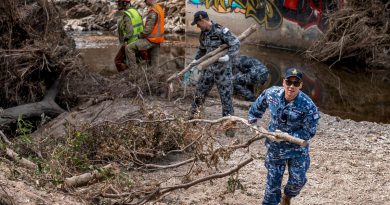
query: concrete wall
[{"left": 186, "top": 0, "right": 340, "bottom": 49}]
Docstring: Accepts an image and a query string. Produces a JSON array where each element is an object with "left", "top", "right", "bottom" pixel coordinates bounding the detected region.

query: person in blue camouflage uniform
[
  {"left": 248, "top": 68, "right": 320, "bottom": 205},
  {"left": 232, "top": 55, "right": 269, "bottom": 101},
  {"left": 189, "top": 10, "right": 240, "bottom": 120}
]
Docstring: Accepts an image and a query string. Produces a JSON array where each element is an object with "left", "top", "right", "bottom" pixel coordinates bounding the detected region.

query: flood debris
[
  {"left": 0, "top": 0, "right": 78, "bottom": 109},
  {"left": 58, "top": 0, "right": 185, "bottom": 33},
  {"left": 305, "top": 0, "right": 390, "bottom": 69}
]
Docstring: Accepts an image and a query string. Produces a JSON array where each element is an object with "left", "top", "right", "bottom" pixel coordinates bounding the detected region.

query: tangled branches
[
  {"left": 0, "top": 0, "right": 79, "bottom": 108},
  {"left": 305, "top": 0, "right": 390, "bottom": 69}
]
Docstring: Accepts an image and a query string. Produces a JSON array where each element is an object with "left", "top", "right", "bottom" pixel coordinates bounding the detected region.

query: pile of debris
[
  {"left": 305, "top": 0, "right": 390, "bottom": 69},
  {"left": 0, "top": 0, "right": 79, "bottom": 108},
  {"left": 58, "top": 0, "right": 185, "bottom": 33}
]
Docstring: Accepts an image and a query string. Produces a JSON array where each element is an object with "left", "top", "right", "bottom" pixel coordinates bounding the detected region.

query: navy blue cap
[
  {"left": 284, "top": 67, "right": 303, "bottom": 80},
  {"left": 191, "top": 11, "right": 208, "bottom": 25}
]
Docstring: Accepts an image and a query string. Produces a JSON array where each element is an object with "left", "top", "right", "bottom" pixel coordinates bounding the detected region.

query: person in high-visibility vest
[
  {"left": 114, "top": 0, "right": 144, "bottom": 72},
  {"left": 126, "top": 0, "right": 165, "bottom": 69}
]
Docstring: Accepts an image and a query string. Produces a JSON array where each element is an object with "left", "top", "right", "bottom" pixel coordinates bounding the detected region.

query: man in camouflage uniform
[
  {"left": 248, "top": 68, "right": 320, "bottom": 205},
  {"left": 189, "top": 11, "right": 240, "bottom": 124},
  {"left": 126, "top": 0, "right": 164, "bottom": 69},
  {"left": 232, "top": 55, "right": 269, "bottom": 101},
  {"left": 114, "top": 0, "right": 143, "bottom": 72}
]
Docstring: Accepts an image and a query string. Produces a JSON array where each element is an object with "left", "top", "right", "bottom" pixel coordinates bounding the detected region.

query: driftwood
[
  {"left": 0, "top": 81, "right": 65, "bottom": 128},
  {"left": 0, "top": 130, "right": 12, "bottom": 145},
  {"left": 63, "top": 164, "right": 120, "bottom": 188},
  {"left": 5, "top": 148, "right": 37, "bottom": 170},
  {"left": 166, "top": 24, "right": 258, "bottom": 83},
  {"left": 196, "top": 25, "right": 258, "bottom": 70},
  {"left": 118, "top": 158, "right": 253, "bottom": 205},
  {"left": 187, "top": 116, "right": 307, "bottom": 146}
]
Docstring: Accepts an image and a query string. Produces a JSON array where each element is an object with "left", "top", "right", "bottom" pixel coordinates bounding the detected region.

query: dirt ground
[{"left": 1, "top": 95, "right": 389, "bottom": 205}]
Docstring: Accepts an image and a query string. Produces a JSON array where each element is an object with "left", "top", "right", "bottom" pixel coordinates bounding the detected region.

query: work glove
[
  {"left": 189, "top": 59, "right": 197, "bottom": 66},
  {"left": 218, "top": 54, "right": 229, "bottom": 63},
  {"left": 183, "top": 67, "right": 196, "bottom": 85}
]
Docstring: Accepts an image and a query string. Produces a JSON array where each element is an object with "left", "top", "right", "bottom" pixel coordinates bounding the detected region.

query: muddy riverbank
[{"left": 1, "top": 97, "right": 389, "bottom": 204}]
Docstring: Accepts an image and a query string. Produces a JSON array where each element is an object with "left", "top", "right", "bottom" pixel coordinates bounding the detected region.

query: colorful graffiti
[
  {"left": 189, "top": 0, "right": 340, "bottom": 31},
  {"left": 273, "top": 0, "right": 339, "bottom": 30},
  {"left": 189, "top": 0, "right": 283, "bottom": 29}
]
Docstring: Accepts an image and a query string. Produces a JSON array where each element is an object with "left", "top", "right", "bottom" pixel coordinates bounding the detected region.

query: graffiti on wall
[
  {"left": 190, "top": 0, "right": 283, "bottom": 29},
  {"left": 189, "top": 0, "right": 339, "bottom": 31},
  {"left": 273, "top": 0, "right": 339, "bottom": 31}
]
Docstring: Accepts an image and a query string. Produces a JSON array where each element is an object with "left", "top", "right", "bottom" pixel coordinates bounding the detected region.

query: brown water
[{"left": 74, "top": 32, "right": 390, "bottom": 123}]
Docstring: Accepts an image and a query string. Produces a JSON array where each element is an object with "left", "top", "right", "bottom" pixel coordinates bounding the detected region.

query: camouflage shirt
[
  {"left": 194, "top": 22, "right": 240, "bottom": 61},
  {"left": 141, "top": 10, "right": 157, "bottom": 38},
  {"left": 232, "top": 55, "right": 268, "bottom": 83},
  {"left": 117, "top": 10, "right": 134, "bottom": 44},
  {"left": 248, "top": 86, "right": 320, "bottom": 158}
]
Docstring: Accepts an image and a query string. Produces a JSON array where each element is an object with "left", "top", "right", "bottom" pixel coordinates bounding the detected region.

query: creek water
[{"left": 73, "top": 32, "right": 390, "bottom": 124}]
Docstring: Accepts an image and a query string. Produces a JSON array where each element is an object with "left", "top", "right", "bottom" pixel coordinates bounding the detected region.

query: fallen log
[
  {"left": 166, "top": 24, "right": 258, "bottom": 83},
  {"left": 0, "top": 81, "right": 65, "bottom": 129},
  {"left": 63, "top": 163, "right": 119, "bottom": 188}
]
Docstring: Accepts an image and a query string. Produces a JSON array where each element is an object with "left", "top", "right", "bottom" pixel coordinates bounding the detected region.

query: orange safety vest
[{"left": 146, "top": 4, "right": 164, "bottom": 43}]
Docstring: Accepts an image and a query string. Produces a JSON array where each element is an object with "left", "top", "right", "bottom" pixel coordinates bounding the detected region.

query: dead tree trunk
[{"left": 0, "top": 81, "right": 65, "bottom": 128}]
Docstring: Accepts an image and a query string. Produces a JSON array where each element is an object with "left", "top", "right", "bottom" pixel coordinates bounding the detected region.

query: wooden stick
[
  {"left": 160, "top": 157, "right": 253, "bottom": 194},
  {"left": 63, "top": 164, "right": 119, "bottom": 188},
  {"left": 166, "top": 24, "right": 258, "bottom": 83},
  {"left": 0, "top": 130, "right": 12, "bottom": 145},
  {"left": 5, "top": 148, "right": 37, "bottom": 170},
  {"left": 186, "top": 116, "right": 307, "bottom": 147},
  {"left": 196, "top": 25, "right": 258, "bottom": 70}
]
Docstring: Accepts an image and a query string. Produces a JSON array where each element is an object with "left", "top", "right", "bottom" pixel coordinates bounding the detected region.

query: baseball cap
[
  {"left": 191, "top": 11, "right": 208, "bottom": 25},
  {"left": 284, "top": 67, "right": 303, "bottom": 80}
]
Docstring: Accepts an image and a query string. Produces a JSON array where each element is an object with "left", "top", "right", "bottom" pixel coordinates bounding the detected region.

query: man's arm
[
  {"left": 248, "top": 89, "right": 269, "bottom": 124},
  {"left": 194, "top": 44, "right": 206, "bottom": 60},
  {"left": 292, "top": 105, "right": 320, "bottom": 141},
  {"left": 122, "top": 15, "right": 134, "bottom": 43},
  {"left": 141, "top": 11, "right": 157, "bottom": 38},
  {"left": 220, "top": 27, "right": 240, "bottom": 59}
]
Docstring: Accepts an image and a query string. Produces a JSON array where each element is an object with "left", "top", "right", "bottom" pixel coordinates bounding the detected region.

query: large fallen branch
[
  {"left": 0, "top": 81, "right": 65, "bottom": 128},
  {"left": 166, "top": 24, "right": 258, "bottom": 82},
  {"left": 186, "top": 116, "right": 307, "bottom": 146},
  {"left": 122, "top": 157, "right": 253, "bottom": 205}
]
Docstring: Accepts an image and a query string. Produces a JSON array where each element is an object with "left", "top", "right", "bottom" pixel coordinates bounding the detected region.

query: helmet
[{"left": 117, "top": 0, "right": 131, "bottom": 9}]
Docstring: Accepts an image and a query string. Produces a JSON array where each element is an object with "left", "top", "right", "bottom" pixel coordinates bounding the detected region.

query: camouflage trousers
[
  {"left": 191, "top": 62, "right": 234, "bottom": 117},
  {"left": 262, "top": 153, "right": 310, "bottom": 205},
  {"left": 233, "top": 72, "right": 268, "bottom": 101},
  {"left": 126, "top": 39, "right": 160, "bottom": 69}
]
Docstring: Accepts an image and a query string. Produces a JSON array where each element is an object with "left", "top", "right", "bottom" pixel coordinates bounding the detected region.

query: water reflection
[
  {"left": 74, "top": 33, "right": 185, "bottom": 76},
  {"left": 74, "top": 32, "right": 390, "bottom": 123},
  {"left": 186, "top": 35, "right": 390, "bottom": 123}
]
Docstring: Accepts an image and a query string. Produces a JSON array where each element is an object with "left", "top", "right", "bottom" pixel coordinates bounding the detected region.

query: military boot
[{"left": 279, "top": 193, "right": 291, "bottom": 205}]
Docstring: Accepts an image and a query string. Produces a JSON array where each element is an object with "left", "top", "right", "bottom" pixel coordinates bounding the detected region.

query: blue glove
[{"left": 183, "top": 67, "right": 195, "bottom": 85}]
